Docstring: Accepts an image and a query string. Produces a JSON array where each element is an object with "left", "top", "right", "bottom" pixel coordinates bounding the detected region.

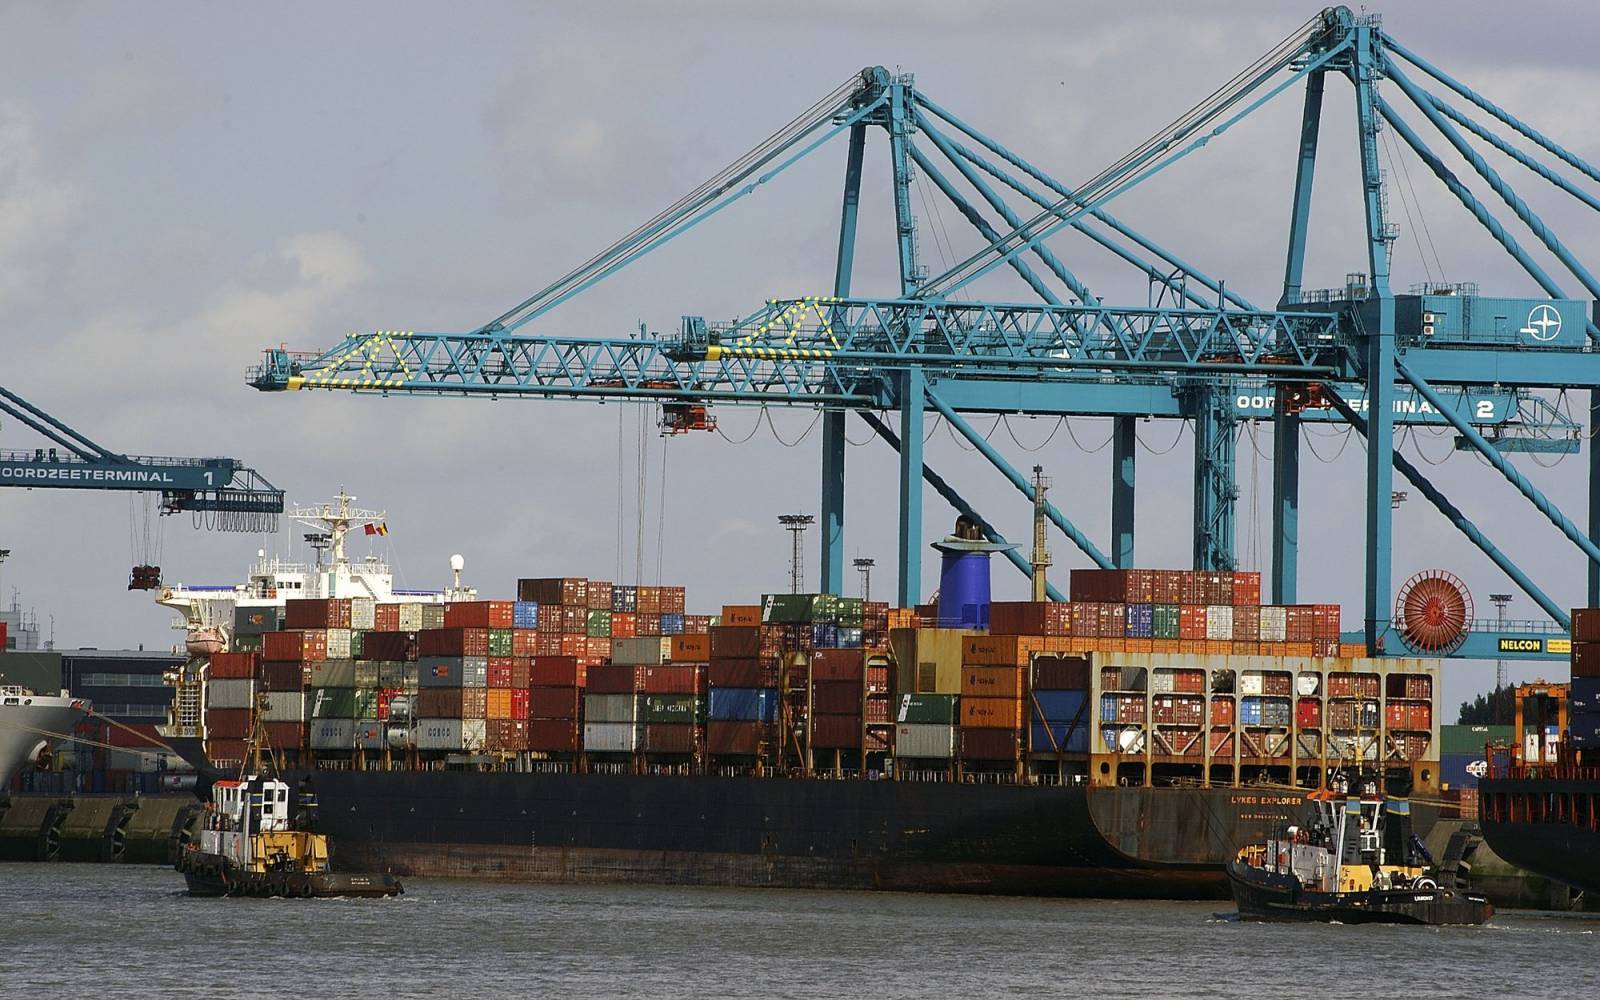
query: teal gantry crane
[{"left": 250, "top": 7, "right": 1600, "bottom": 659}]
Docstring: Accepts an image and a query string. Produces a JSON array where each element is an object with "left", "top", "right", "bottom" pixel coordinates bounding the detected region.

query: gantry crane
[
  {"left": 250, "top": 7, "right": 1600, "bottom": 660},
  {"left": 1, "top": 384, "right": 283, "bottom": 584}
]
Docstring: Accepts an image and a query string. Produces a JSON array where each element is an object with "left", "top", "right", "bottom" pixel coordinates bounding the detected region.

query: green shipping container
[
  {"left": 233, "top": 634, "right": 263, "bottom": 653},
  {"left": 353, "top": 687, "right": 380, "bottom": 718},
  {"left": 586, "top": 610, "right": 613, "bottom": 638},
  {"left": 837, "top": 597, "right": 864, "bottom": 628},
  {"left": 488, "top": 628, "right": 515, "bottom": 657},
  {"left": 762, "top": 593, "right": 842, "bottom": 624},
  {"left": 1441, "top": 724, "right": 1514, "bottom": 755},
  {"left": 640, "top": 693, "right": 702, "bottom": 724},
  {"left": 1153, "top": 604, "right": 1181, "bottom": 640},
  {"left": 350, "top": 630, "right": 365, "bottom": 658},
  {"left": 308, "top": 687, "right": 358, "bottom": 719},
  {"left": 897, "top": 693, "right": 959, "bottom": 725}
]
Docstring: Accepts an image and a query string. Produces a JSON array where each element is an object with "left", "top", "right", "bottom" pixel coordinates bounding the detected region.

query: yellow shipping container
[{"left": 487, "top": 688, "right": 513, "bottom": 720}]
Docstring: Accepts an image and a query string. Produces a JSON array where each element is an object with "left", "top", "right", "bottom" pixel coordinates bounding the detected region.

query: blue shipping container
[
  {"left": 1035, "top": 689, "right": 1088, "bottom": 723},
  {"left": 1099, "top": 694, "right": 1118, "bottom": 722},
  {"left": 1031, "top": 722, "right": 1090, "bottom": 753},
  {"left": 1125, "top": 603, "right": 1155, "bottom": 639},
  {"left": 1440, "top": 751, "right": 1489, "bottom": 790},
  {"left": 810, "top": 624, "right": 839, "bottom": 648},
  {"left": 1239, "top": 697, "right": 1263, "bottom": 726},
  {"left": 513, "top": 601, "right": 539, "bottom": 629},
  {"left": 660, "top": 613, "right": 685, "bottom": 636},
  {"left": 1571, "top": 712, "right": 1600, "bottom": 748},
  {"left": 708, "top": 687, "right": 778, "bottom": 723},
  {"left": 837, "top": 627, "right": 863, "bottom": 648},
  {"left": 1570, "top": 676, "right": 1600, "bottom": 713}
]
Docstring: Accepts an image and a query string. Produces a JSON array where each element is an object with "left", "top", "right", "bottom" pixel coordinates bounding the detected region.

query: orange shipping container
[
  {"left": 960, "top": 665, "right": 1024, "bottom": 698},
  {"left": 960, "top": 696, "right": 1023, "bottom": 729},
  {"left": 487, "top": 688, "right": 514, "bottom": 720},
  {"left": 963, "top": 634, "right": 1027, "bottom": 666},
  {"left": 670, "top": 634, "right": 711, "bottom": 662},
  {"left": 722, "top": 605, "right": 762, "bottom": 626}
]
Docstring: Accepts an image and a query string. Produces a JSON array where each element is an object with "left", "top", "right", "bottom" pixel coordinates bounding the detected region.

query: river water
[{"left": 2, "top": 863, "right": 1597, "bottom": 997}]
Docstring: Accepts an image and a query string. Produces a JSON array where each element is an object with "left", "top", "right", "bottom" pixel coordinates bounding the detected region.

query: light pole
[
  {"left": 853, "top": 557, "right": 875, "bottom": 602},
  {"left": 779, "top": 514, "right": 814, "bottom": 594},
  {"left": 1490, "top": 593, "right": 1512, "bottom": 691}
]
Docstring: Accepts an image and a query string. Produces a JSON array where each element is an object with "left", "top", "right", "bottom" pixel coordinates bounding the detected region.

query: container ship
[
  {"left": 1478, "top": 620, "right": 1600, "bottom": 896},
  {"left": 155, "top": 498, "right": 1450, "bottom": 899}
]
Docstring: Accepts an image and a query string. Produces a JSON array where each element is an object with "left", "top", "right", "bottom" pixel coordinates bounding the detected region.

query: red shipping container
[
  {"left": 362, "top": 631, "right": 415, "bottom": 661},
  {"left": 1211, "top": 698, "right": 1235, "bottom": 725},
  {"left": 989, "top": 601, "right": 1048, "bottom": 636},
  {"left": 958, "top": 728, "right": 1021, "bottom": 760},
  {"left": 512, "top": 629, "right": 538, "bottom": 657},
  {"left": 259, "top": 661, "right": 305, "bottom": 691},
  {"left": 536, "top": 612, "right": 562, "bottom": 636},
  {"left": 812, "top": 680, "right": 862, "bottom": 714},
  {"left": 511, "top": 688, "right": 530, "bottom": 720},
  {"left": 812, "top": 714, "right": 864, "bottom": 749},
  {"left": 1150, "top": 570, "right": 1183, "bottom": 606},
  {"left": 263, "top": 722, "right": 304, "bottom": 750},
  {"left": 708, "top": 659, "right": 766, "bottom": 688},
  {"left": 374, "top": 603, "right": 401, "bottom": 631},
  {"left": 561, "top": 606, "right": 588, "bottom": 634},
  {"left": 1179, "top": 606, "right": 1207, "bottom": 640},
  {"left": 263, "top": 630, "right": 325, "bottom": 662},
  {"left": 1311, "top": 604, "right": 1342, "bottom": 640},
  {"left": 585, "top": 636, "right": 611, "bottom": 659},
  {"left": 285, "top": 598, "right": 351, "bottom": 630},
  {"left": 486, "top": 719, "right": 528, "bottom": 752},
  {"left": 418, "top": 628, "right": 489, "bottom": 657},
  {"left": 1033, "top": 656, "right": 1089, "bottom": 690},
  {"left": 510, "top": 657, "right": 532, "bottom": 688},
  {"left": 1232, "top": 571, "right": 1262, "bottom": 607},
  {"left": 710, "top": 626, "right": 761, "bottom": 659},
  {"left": 637, "top": 586, "right": 660, "bottom": 614},
  {"left": 204, "top": 708, "right": 252, "bottom": 740},
  {"left": 1386, "top": 702, "right": 1408, "bottom": 728},
  {"left": 721, "top": 605, "right": 761, "bottom": 626},
  {"left": 1232, "top": 606, "right": 1261, "bottom": 642},
  {"left": 586, "top": 664, "right": 638, "bottom": 694},
  {"left": 1573, "top": 610, "right": 1600, "bottom": 643},
  {"left": 707, "top": 720, "right": 764, "bottom": 755},
  {"left": 611, "top": 612, "right": 636, "bottom": 639},
  {"left": 587, "top": 581, "right": 614, "bottom": 611},
  {"left": 530, "top": 686, "right": 582, "bottom": 720},
  {"left": 208, "top": 652, "right": 258, "bottom": 679},
  {"left": 487, "top": 657, "right": 515, "bottom": 688},
  {"left": 530, "top": 656, "right": 586, "bottom": 688},
  {"left": 639, "top": 665, "right": 703, "bottom": 695},
  {"left": 643, "top": 723, "right": 696, "bottom": 754},
  {"left": 444, "top": 601, "right": 515, "bottom": 629},
  {"left": 559, "top": 633, "right": 586, "bottom": 657},
  {"left": 377, "top": 687, "right": 402, "bottom": 721},
  {"left": 205, "top": 739, "right": 249, "bottom": 764},
  {"left": 518, "top": 577, "right": 586, "bottom": 606},
  {"left": 1572, "top": 641, "right": 1600, "bottom": 678},
  {"left": 1179, "top": 572, "right": 1206, "bottom": 606},
  {"left": 536, "top": 633, "right": 564, "bottom": 656},
  {"left": 635, "top": 613, "right": 662, "bottom": 636},
  {"left": 684, "top": 615, "right": 712, "bottom": 635},
  {"left": 1285, "top": 607, "right": 1316, "bottom": 643},
  {"left": 660, "top": 586, "right": 687, "bottom": 615},
  {"left": 811, "top": 649, "right": 865, "bottom": 682},
  {"left": 1296, "top": 698, "right": 1322, "bottom": 728},
  {"left": 526, "top": 718, "right": 582, "bottom": 752}
]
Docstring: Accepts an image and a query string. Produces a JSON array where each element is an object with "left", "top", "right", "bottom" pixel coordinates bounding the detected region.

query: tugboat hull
[
  {"left": 178, "top": 852, "right": 402, "bottom": 898},
  {"left": 1226, "top": 861, "right": 1492, "bottom": 925}
]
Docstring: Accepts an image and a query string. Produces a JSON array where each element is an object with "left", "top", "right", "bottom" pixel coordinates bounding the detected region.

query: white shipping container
[
  {"left": 1150, "top": 671, "right": 1175, "bottom": 695},
  {"left": 462, "top": 656, "right": 489, "bottom": 687},
  {"left": 398, "top": 603, "right": 425, "bottom": 631},
  {"left": 355, "top": 719, "right": 384, "bottom": 750},
  {"left": 1205, "top": 606, "right": 1234, "bottom": 641},
  {"left": 309, "top": 719, "right": 356, "bottom": 750},
  {"left": 1260, "top": 606, "right": 1288, "bottom": 642},
  {"left": 1239, "top": 671, "right": 1265, "bottom": 696},
  {"left": 461, "top": 719, "right": 486, "bottom": 751},
  {"left": 350, "top": 598, "right": 376, "bottom": 630},
  {"left": 584, "top": 722, "right": 642, "bottom": 752},
  {"left": 893, "top": 723, "right": 955, "bottom": 759},
  {"left": 585, "top": 693, "right": 638, "bottom": 723},
  {"left": 421, "top": 605, "right": 446, "bottom": 629},
  {"left": 610, "top": 638, "right": 664, "bottom": 666},
  {"left": 207, "top": 679, "right": 256, "bottom": 710},
  {"left": 325, "top": 628, "right": 353, "bottom": 659},
  {"left": 416, "top": 718, "right": 463, "bottom": 750},
  {"left": 354, "top": 661, "right": 380, "bottom": 688},
  {"left": 261, "top": 691, "right": 306, "bottom": 722}
]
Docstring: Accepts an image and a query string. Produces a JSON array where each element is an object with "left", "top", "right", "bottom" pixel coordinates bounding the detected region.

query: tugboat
[
  {"left": 174, "top": 711, "right": 402, "bottom": 898},
  {"left": 1226, "top": 774, "right": 1492, "bottom": 925}
]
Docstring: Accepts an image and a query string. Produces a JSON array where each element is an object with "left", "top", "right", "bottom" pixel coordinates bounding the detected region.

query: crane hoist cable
[{"left": 1382, "top": 124, "right": 1436, "bottom": 284}]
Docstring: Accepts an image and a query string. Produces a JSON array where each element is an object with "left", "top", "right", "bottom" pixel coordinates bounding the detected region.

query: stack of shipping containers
[
  {"left": 1569, "top": 610, "right": 1600, "bottom": 753},
  {"left": 707, "top": 606, "right": 771, "bottom": 764}
]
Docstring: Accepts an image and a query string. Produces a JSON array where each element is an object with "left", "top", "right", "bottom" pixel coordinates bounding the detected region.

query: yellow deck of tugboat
[
  {"left": 246, "top": 830, "right": 330, "bottom": 874},
  {"left": 1335, "top": 864, "right": 1425, "bottom": 892}
]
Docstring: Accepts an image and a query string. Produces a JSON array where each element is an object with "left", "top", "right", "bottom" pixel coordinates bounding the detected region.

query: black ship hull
[
  {"left": 1226, "top": 860, "right": 1493, "bottom": 925},
  {"left": 167, "top": 737, "right": 1437, "bottom": 898},
  {"left": 1478, "top": 776, "right": 1600, "bottom": 896}
]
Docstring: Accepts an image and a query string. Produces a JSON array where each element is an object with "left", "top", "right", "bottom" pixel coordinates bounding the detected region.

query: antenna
[
  {"left": 450, "top": 553, "right": 465, "bottom": 591},
  {"left": 1031, "top": 465, "right": 1052, "bottom": 603},
  {"left": 778, "top": 514, "right": 814, "bottom": 594},
  {"left": 853, "top": 557, "right": 875, "bottom": 602}
]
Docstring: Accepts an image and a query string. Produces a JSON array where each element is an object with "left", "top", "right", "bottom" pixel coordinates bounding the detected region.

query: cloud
[{"left": 0, "top": 101, "right": 83, "bottom": 307}]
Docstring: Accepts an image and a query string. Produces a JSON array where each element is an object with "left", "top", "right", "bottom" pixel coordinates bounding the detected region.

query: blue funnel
[{"left": 931, "top": 522, "right": 1016, "bottom": 629}]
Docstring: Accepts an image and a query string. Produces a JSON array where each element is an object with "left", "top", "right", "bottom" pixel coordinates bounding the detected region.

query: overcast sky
[{"left": 2, "top": 1, "right": 1596, "bottom": 710}]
